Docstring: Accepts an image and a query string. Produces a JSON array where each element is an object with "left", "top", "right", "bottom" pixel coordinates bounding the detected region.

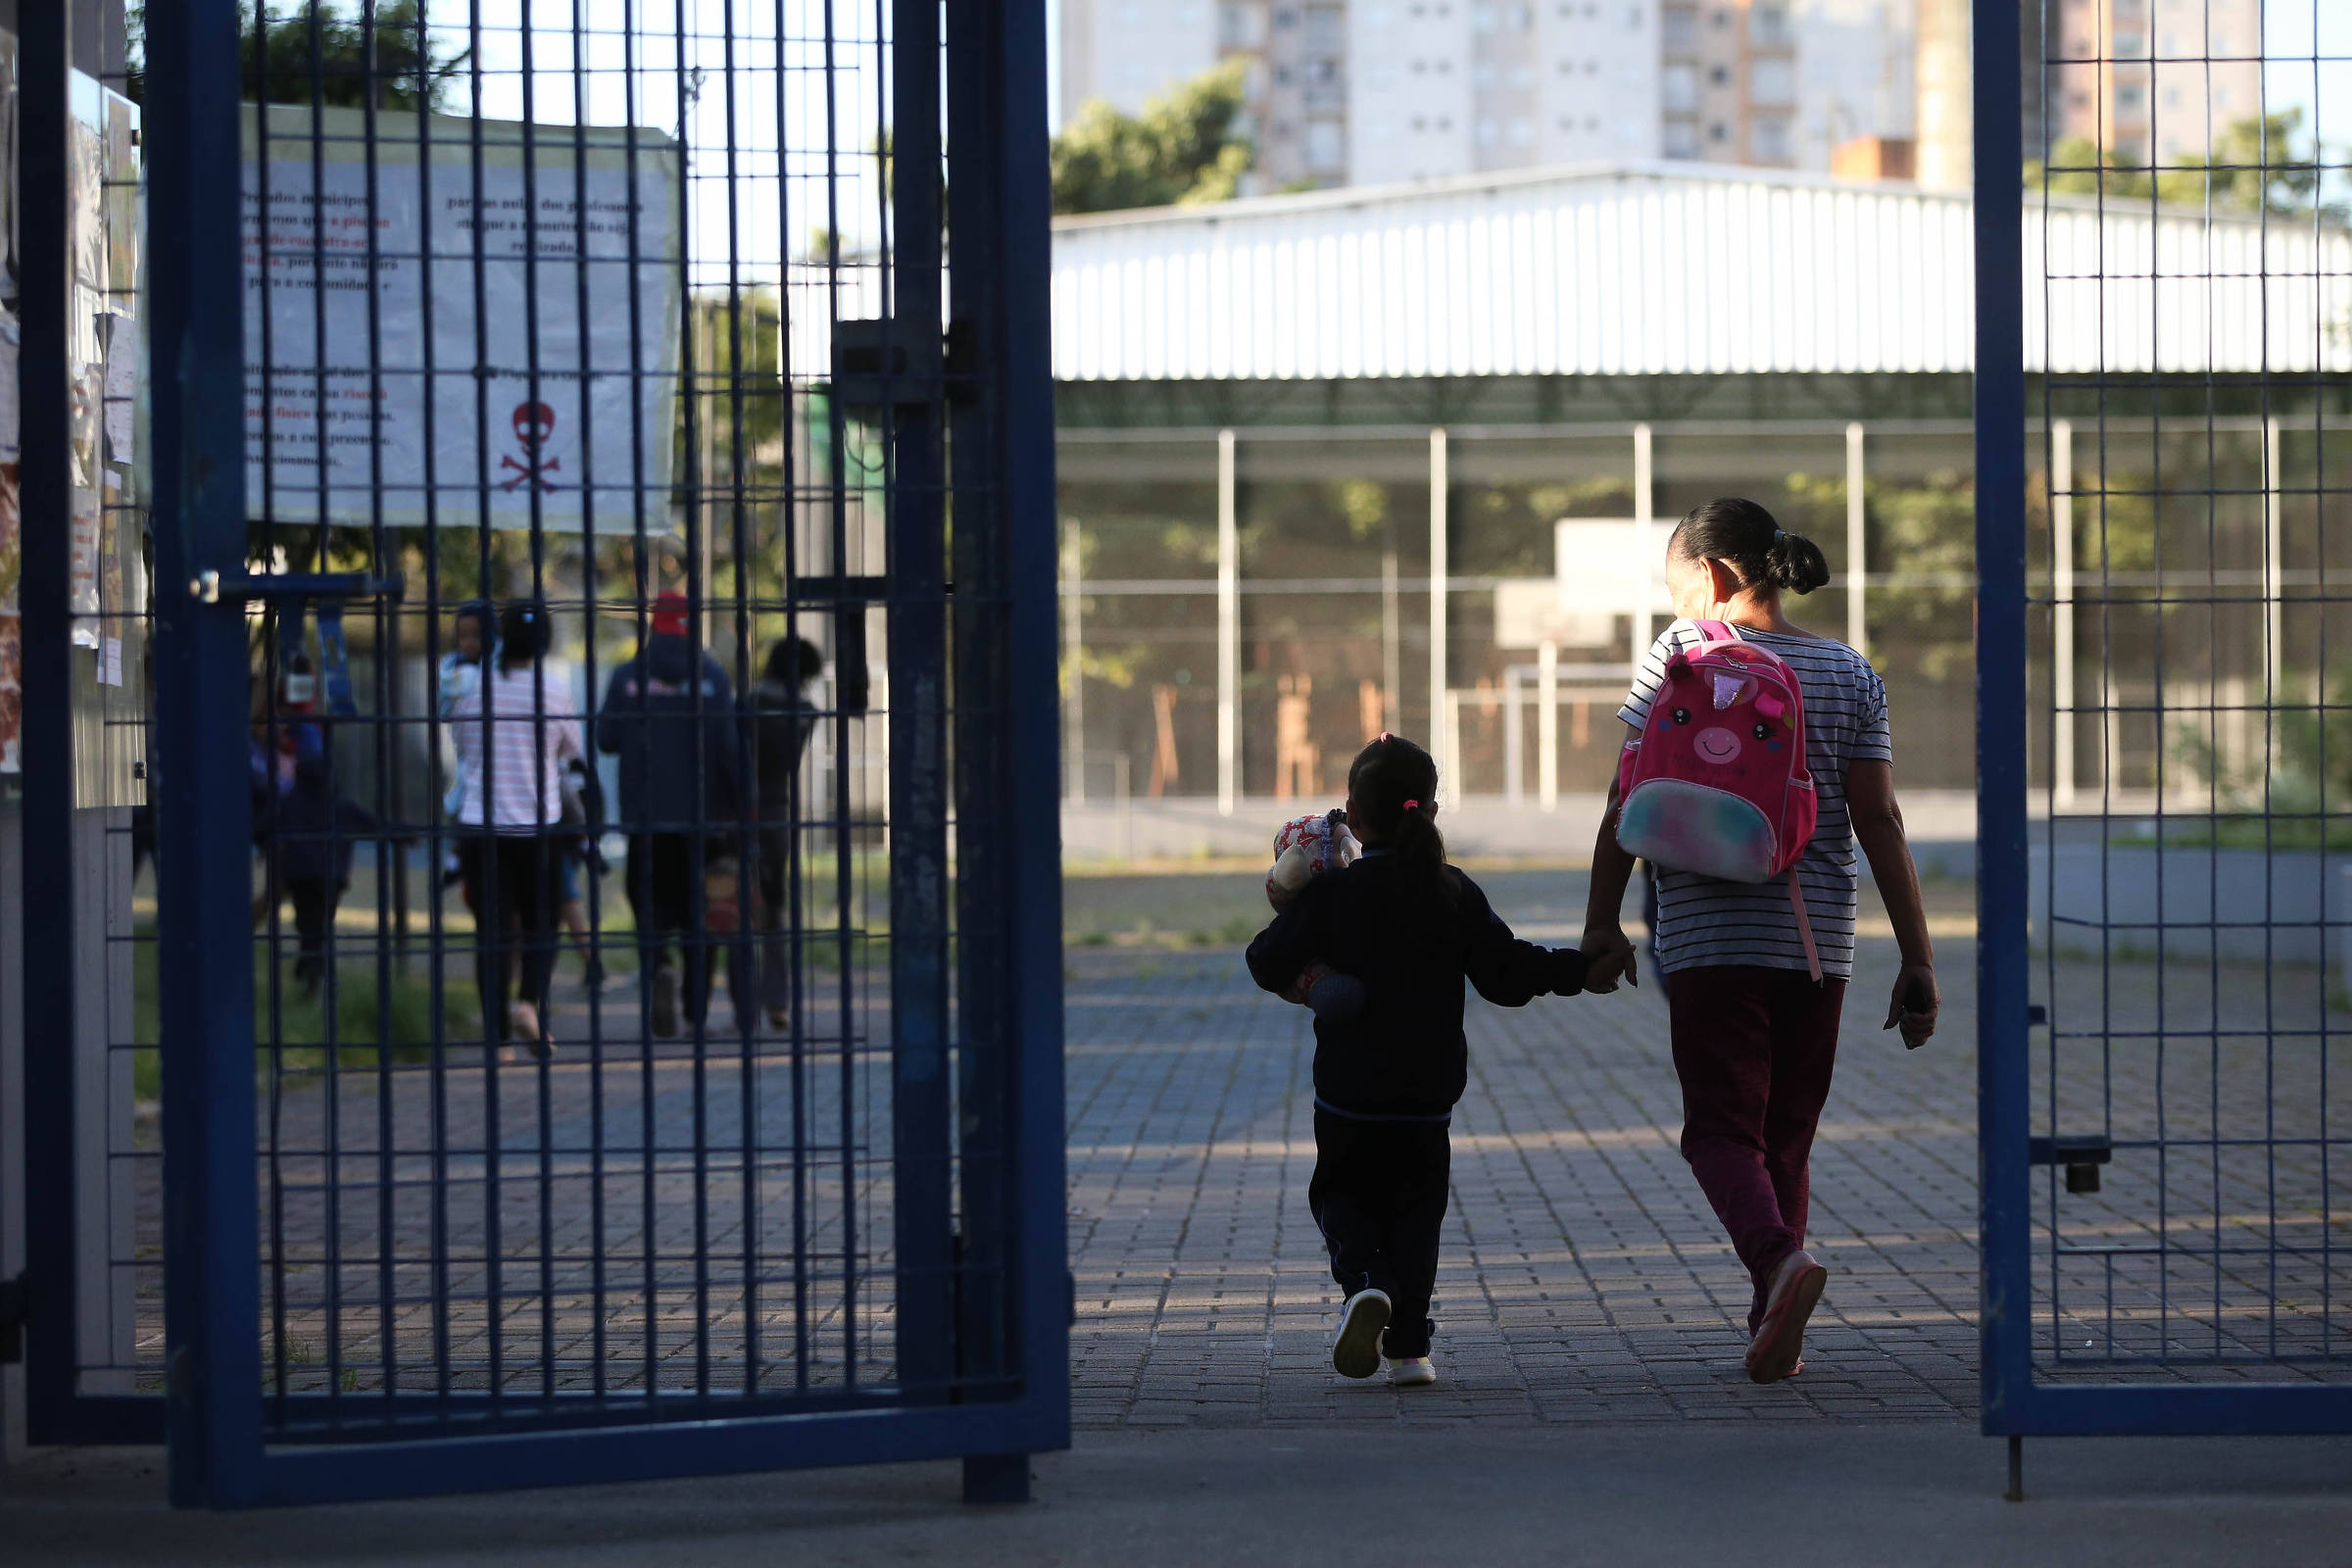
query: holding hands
[{"left": 1579, "top": 925, "right": 1640, "bottom": 994}]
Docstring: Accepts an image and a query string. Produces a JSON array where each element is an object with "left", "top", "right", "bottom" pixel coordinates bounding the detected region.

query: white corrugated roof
[{"left": 1050, "top": 161, "right": 2352, "bottom": 381}]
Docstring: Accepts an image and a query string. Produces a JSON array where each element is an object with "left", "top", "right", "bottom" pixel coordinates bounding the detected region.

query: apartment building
[
  {"left": 2040, "top": 0, "right": 2262, "bottom": 166},
  {"left": 1061, "top": 0, "right": 1663, "bottom": 189},
  {"left": 1060, "top": 0, "right": 1913, "bottom": 187},
  {"left": 1658, "top": 0, "right": 1913, "bottom": 169}
]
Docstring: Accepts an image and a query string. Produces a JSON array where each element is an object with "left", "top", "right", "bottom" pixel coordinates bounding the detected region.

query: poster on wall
[{"left": 241, "top": 104, "right": 682, "bottom": 533}]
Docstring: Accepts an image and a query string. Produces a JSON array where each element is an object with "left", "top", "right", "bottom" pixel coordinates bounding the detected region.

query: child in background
[
  {"left": 1247, "top": 734, "right": 1591, "bottom": 1388},
  {"left": 437, "top": 601, "right": 496, "bottom": 886}
]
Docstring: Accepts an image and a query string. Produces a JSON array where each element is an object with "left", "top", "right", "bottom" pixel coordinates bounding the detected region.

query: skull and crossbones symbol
[{"left": 500, "top": 401, "right": 563, "bottom": 493}]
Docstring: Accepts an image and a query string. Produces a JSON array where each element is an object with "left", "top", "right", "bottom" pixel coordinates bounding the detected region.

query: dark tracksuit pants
[
  {"left": 1308, "top": 1107, "right": 1450, "bottom": 1360},
  {"left": 755, "top": 824, "right": 792, "bottom": 1014},
  {"left": 1665, "top": 964, "right": 1846, "bottom": 1332},
  {"left": 286, "top": 876, "right": 336, "bottom": 987},
  {"left": 461, "top": 833, "right": 561, "bottom": 1045},
  {"left": 627, "top": 832, "right": 750, "bottom": 1031}
]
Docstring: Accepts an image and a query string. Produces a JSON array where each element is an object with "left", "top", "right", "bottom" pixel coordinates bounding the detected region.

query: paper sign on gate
[{"left": 242, "top": 105, "right": 683, "bottom": 533}]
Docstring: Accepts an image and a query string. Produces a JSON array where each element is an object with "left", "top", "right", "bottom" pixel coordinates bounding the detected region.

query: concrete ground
[{"left": 10, "top": 1427, "right": 2352, "bottom": 1567}]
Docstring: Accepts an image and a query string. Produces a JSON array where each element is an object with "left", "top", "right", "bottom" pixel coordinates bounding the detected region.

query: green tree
[
  {"left": 1051, "top": 61, "right": 1253, "bottom": 216},
  {"left": 126, "top": 2, "right": 469, "bottom": 110},
  {"left": 2026, "top": 110, "right": 2340, "bottom": 220}
]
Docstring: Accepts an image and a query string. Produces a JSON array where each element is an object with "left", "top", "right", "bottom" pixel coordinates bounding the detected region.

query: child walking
[
  {"left": 1247, "top": 734, "right": 1590, "bottom": 1387},
  {"left": 1582, "top": 498, "right": 1939, "bottom": 1386}
]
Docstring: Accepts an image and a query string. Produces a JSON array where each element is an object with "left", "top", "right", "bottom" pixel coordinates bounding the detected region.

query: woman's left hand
[{"left": 1884, "top": 961, "right": 1938, "bottom": 1049}]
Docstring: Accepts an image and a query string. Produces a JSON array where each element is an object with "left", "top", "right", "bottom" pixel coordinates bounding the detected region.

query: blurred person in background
[
  {"left": 598, "top": 592, "right": 748, "bottom": 1038},
  {"left": 748, "top": 634, "right": 824, "bottom": 1027},
  {"left": 451, "top": 600, "right": 581, "bottom": 1058}
]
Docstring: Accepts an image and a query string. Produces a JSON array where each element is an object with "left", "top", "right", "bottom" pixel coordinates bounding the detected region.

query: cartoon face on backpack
[
  {"left": 1644, "top": 645, "right": 1791, "bottom": 787},
  {"left": 1615, "top": 624, "right": 1818, "bottom": 889}
]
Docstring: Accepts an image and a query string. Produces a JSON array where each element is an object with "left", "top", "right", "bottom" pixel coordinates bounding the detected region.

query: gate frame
[
  {"left": 1974, "top": 0, "right": 2352, "bottom": 1440},
  {"left": 145, "top": 0, "right": 1069, "bottom": 1506}
]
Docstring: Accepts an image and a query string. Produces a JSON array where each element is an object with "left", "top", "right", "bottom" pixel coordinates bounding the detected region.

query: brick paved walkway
[
  {"left": 1064, "top": 934, "right": 1984, "bottom": 1427},
  {"left": 122, "top": 869, "right": 2352, "bottom": 1422}
]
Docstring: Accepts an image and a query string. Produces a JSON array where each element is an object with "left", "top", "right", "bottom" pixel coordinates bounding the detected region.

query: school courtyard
[{"left": 13, "top": 866, "right": 2352, "bottom": 1564}]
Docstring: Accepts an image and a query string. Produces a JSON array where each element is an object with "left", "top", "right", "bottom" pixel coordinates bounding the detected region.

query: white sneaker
[
  {"left": 1332, "top": 1289, "right": 1392, "bottom": 1379},
  {"left": 1387, "top": 1355, "right": 1437, "bottom": 1388}
]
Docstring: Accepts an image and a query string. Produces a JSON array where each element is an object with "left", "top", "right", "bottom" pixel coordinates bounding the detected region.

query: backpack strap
[
  {"left": 1787, "top": 866, "right": 1823, "bottom": 983},
  {"left": 1692, "top": 617, "right": 1741, "bottom": 644}
]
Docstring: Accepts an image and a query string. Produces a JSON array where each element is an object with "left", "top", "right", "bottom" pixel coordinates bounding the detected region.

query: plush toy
[{"left": 1266, "top": 808, "right": 1367, "bottom": 1020}]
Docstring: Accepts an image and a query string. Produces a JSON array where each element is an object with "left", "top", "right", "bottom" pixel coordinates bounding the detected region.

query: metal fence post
[
  {"left": 1217, "top": 428, "right": 1238, "bottom": 814},
  {"left": 16, "top": 0, "right": 76, "bottom": 1448},
  {"left": 1972, "top": 0, "right": 2033, "bottom": 1443},
  {"left": 147, "top": 0, "right": 266, "bottom": 1507}
]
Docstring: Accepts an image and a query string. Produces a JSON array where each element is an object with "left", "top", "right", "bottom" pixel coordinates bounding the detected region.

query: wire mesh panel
[
  {"left": 138, "top": 0, "right": 1064, "bottom": 1504},
  {"left": 1984, "top": 0, "right": 2352, "bottom": 1431},
  {"left": 12, "top": 9, "right": 169, "bottom": 1444}
]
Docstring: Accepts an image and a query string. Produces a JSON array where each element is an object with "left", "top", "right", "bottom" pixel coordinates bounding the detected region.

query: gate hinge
[
  {"left": 0, "top": 1272, "right": 26, "bottom": 1365},
  {"left": 2029, "top": 1134, "right": 2113, "bottom": 1194}
]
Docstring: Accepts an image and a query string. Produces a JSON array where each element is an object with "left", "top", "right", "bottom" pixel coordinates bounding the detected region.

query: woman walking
[
  {"left": 1581, "top": 498, "right": 1938, "bottom": 1384},
  {"left": 450, "top": 600, "right": 583, "bottom": 1057}
]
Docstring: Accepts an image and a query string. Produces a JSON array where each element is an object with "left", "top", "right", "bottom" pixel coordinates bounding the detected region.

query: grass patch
[{"left": 131, "top": 928, "right": 483, "bottom": 1102}]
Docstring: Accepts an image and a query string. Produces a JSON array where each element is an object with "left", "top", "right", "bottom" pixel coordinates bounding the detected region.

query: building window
[
  {"left": 1752, "top": 2, "right": 1791, "bottom": 46},
  {"left": 1662, "top": 5, "right": 1697, "bottom": 51},
  {"left": 1750, "top": 58, "right": 1793, "bottom": 103},
  {"left": 2116, "top": 83, "right": 2142, "bottom": 110},
  {"left": 1477, "top": 117, "right": 1499, "bottom": 146},
  {"left": 1662, "top": 64, "right": 1697, "bottom": 112},
  {"left": 1664, "top": 121, "right": 1700, "bottom": 158},
  {"left": 1752, "top": 116, "right": 1791, "bottom": 161},
  {"left": 1305, "top": 4, "right": 1345, "bottom": 48},
  {"left": 1306, "top": 119, "right": 1346, "bottom": 169},
  {"left": 1508, "top": 118, "right": 1535, "bottom": 145}
]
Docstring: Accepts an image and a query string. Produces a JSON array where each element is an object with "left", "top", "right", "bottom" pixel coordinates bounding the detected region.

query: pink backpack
[{"left": 1615, "top": 619, "right": 1822, "bottom": 979}]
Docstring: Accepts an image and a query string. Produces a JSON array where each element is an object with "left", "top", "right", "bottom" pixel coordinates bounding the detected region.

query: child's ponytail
[{"left": 1347, "top": 734, "right": 1457, "bottom": 915}]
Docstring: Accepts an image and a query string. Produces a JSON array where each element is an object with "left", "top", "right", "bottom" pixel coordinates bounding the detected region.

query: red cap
[{"left": 651, "top": 592, "right": 688, "bottom": 638}]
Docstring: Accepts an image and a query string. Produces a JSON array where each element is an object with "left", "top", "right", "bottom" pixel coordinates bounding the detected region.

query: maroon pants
[{"left": 1665, "top": 965, "right": 1846, "bottom": 1332}]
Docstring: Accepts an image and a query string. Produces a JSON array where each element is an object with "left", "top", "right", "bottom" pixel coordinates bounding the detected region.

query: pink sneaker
[{"left": 1743, "top": 1250, "right": 1826, "bottom": 1385}]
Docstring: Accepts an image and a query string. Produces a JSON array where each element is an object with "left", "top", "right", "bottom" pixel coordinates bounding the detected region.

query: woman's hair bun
[
  {"left": 1764, "top": 528, "right": 1832, "bottom": 595},
  {"left": 1671, "top": 497, "right": 1830, "bottom": 598}
]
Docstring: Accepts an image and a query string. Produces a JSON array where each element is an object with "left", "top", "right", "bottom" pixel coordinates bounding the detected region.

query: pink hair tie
[{"left": 1401, "top": 798, "right": 1421, "bottom": 811}]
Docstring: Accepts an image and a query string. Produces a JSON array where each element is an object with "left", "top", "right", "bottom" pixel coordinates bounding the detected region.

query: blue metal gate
[
  {"left": 1980, "top": 0, "right": 2352, "bottom": 1439},
  {"left": 127, "top": 0, "right": 1063, "bottom": 1506}
]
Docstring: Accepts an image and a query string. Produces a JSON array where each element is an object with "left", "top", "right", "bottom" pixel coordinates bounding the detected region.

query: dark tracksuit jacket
[
  {"left": 1245, "top": 852, "right": 1586, "bottom": 1359},
  {"left": 1244, "top": 853, "right": 1586, "bottom": 1121}
]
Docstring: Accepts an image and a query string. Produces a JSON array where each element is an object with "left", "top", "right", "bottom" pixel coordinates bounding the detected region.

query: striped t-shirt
[
  {"left": 1618, "top": 620, "right": 1892, "bottom": 979},
  {"left": 450, "top": 662, "right": 583, "bottom": 832}
]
